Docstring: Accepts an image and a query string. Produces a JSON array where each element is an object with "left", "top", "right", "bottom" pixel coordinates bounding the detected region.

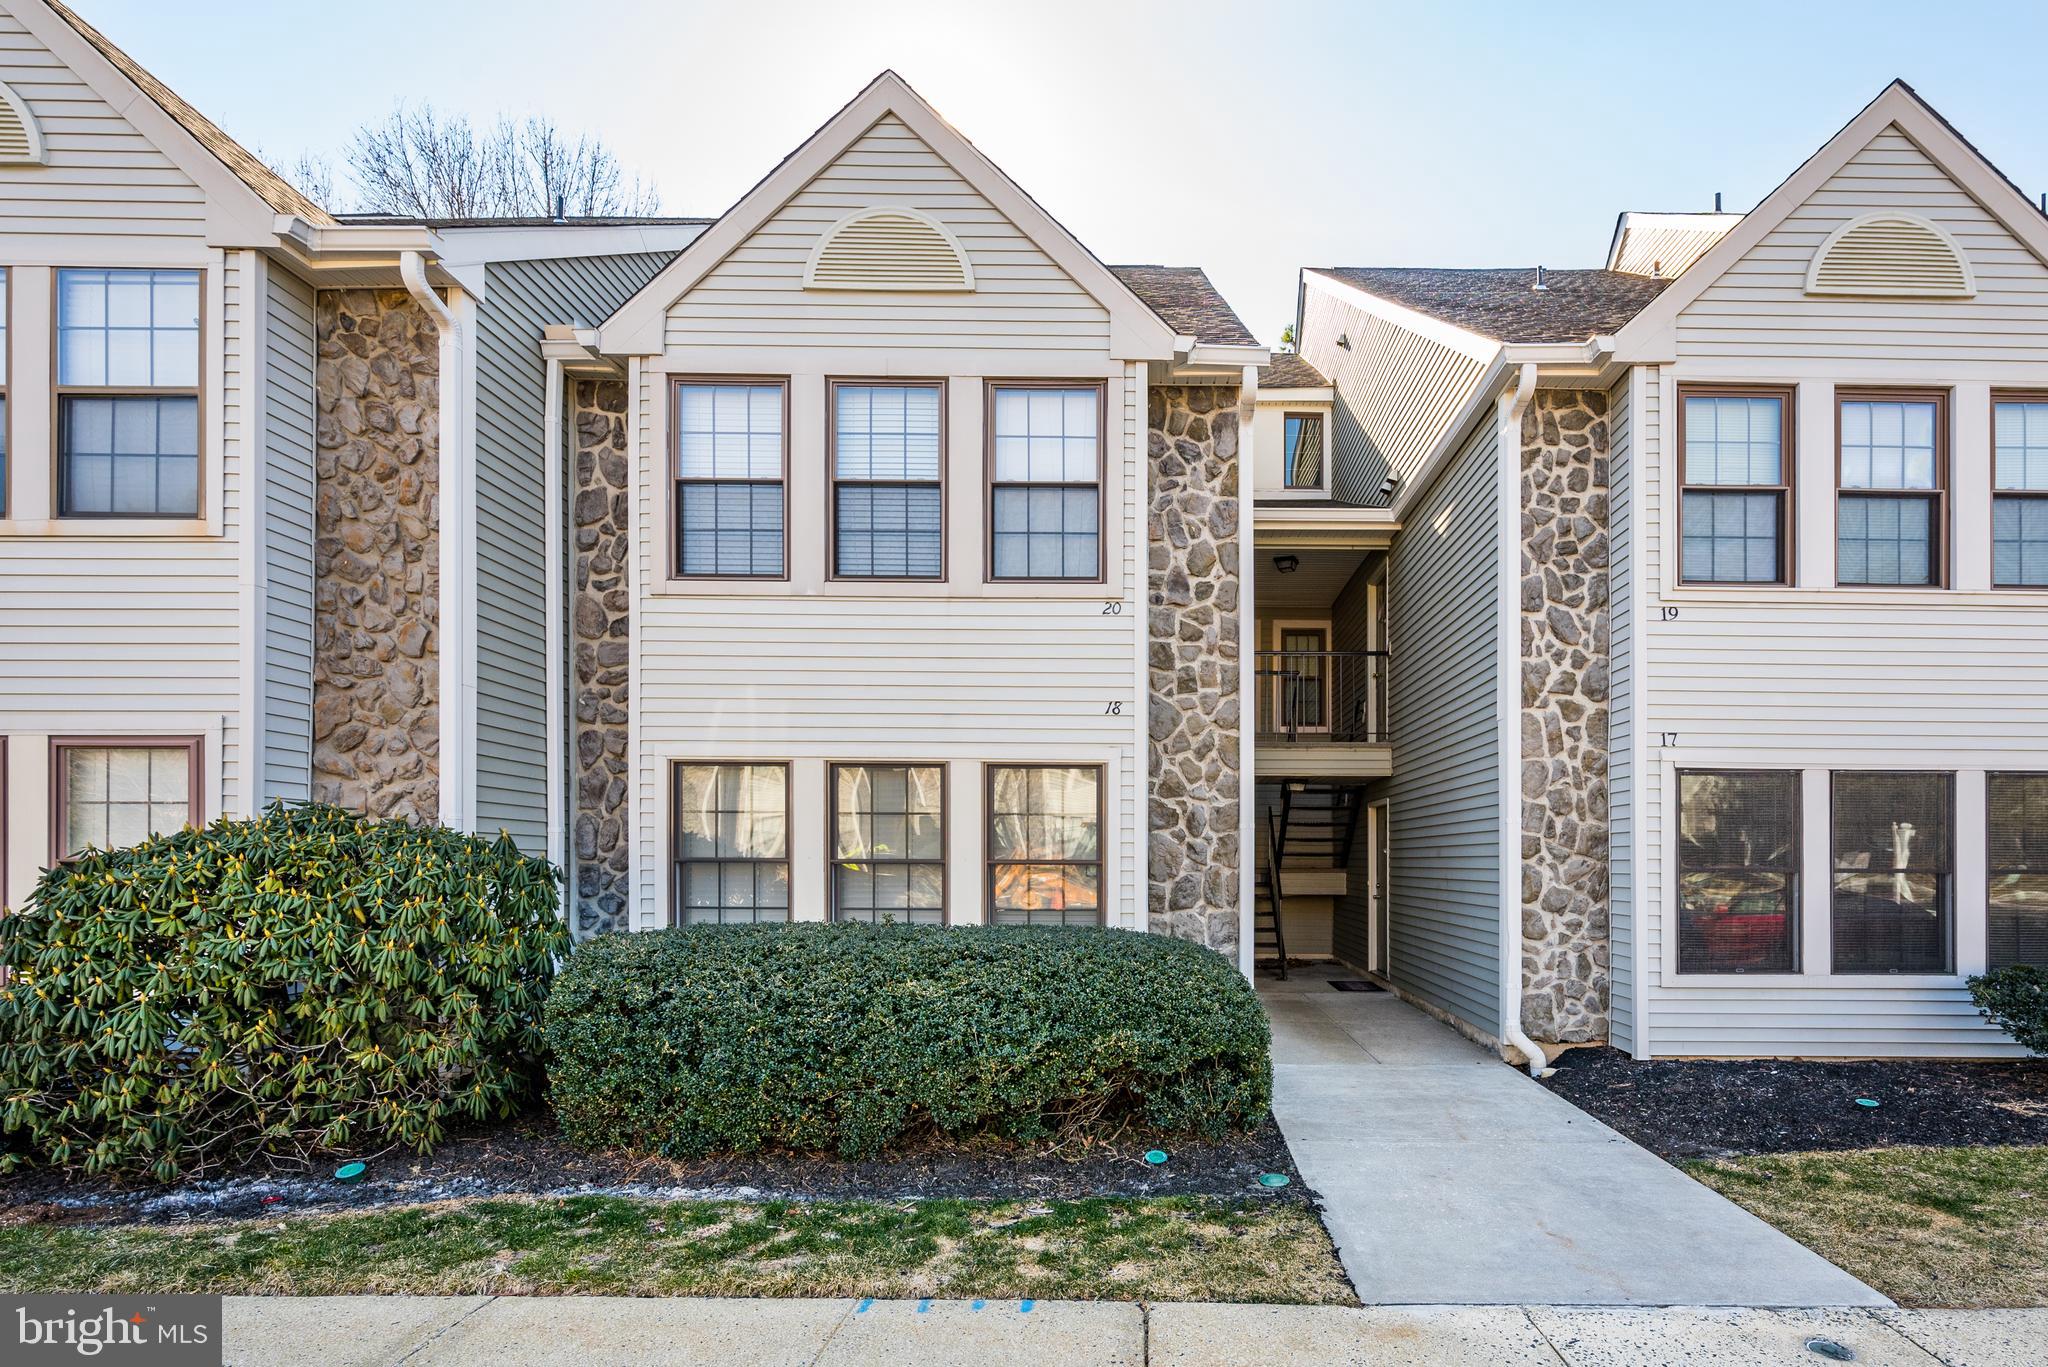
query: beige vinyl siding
[
  {"left": 1296, "top": 279, "right": 1488, "bottom": 504},
  {"left": 1675, "top": 125, "right": 2048, "bottom": 367},
  {"left": 0, "top": 11, "right": 204, "bottom": 247},
  {"left": 1606, "top": 372, "right": 1636, "bottom": 1054},
  {"left": 1384, "top": 417, "right": 1501, "bottom": 1036},
  {"left": 472, "top": 251, "right": 679, "bottom": 856},
  {"left": 260, "top": 264, "right": 316, "bottom": 803},
  {"left": 663, "top": 115, "right": 1109, "bottom": 363}
]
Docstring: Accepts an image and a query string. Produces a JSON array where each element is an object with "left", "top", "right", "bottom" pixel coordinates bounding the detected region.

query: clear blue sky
[{"left": 75, "top": 0, "right": 2048, "bottom": 344}]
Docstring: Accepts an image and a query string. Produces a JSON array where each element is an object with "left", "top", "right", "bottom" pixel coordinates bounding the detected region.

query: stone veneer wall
[
  {"left": 1146, "top": 384, "right": 1245, "bottom": 955},
  {"left": 311, "top": 290, "right": 440, "bottom": 822},
  {"left": 1519, "top": 390, "right": 1611, "bottom": 1043},
  {"left": 570, "top": 378, "right": 632, "bottom": 937}
]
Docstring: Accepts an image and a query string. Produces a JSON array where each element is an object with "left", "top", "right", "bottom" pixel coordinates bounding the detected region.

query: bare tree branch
[{"left": 339, "top": 104, "right": 661, "bottom": 219}]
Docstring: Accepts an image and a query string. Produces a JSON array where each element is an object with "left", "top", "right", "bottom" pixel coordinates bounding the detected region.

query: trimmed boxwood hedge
[
  {"left": 1970, "top": 965, "right": 2048, "bottom": 1054},
  {"left": 543, "top": 923, "right": 1271, "bottom": 1158},
  {"left": 0, "top": 803, "right": 568, "bottom": 1181}
]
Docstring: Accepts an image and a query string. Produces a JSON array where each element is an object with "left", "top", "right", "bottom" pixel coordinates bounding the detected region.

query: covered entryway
[{"left": 1257, "top": 964, "right": 1885, "bottom": 1306}]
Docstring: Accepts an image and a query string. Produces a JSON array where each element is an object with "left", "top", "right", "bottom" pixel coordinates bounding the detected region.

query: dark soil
[
  {"left": 0, "top": 1112, "right": 1305, "bottom": 1227},
  {"left": 1540, "top": 1047, "right": 2048, "bottom": 1161}
]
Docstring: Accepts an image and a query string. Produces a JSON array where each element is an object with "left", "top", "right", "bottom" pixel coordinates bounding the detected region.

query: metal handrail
[{"left": 1254, "top": 649, "right": 1388, "bottom": 743}]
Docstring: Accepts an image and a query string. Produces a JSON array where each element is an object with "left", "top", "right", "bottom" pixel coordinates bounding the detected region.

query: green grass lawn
[
  {"left": 1688, "top": 1145, "right": 2048, "bottom": 1308},
  {"left": 0, "top": 1195, "right": 1354, "bottom": 1305}
]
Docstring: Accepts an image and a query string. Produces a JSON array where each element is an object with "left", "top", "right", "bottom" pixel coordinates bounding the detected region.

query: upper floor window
[
  {"left": 1992, "top": 396, "right": 2048, "bottom": 589},
  {"left": 1675, "top": 769, "right": 1800, "bottom": 974},
  {"left": 1837, "top": 391, "right": 1946, "bottom": 587},
  {"left": 1988, "top": 772, "right": 2048, "bottom": 970},
  {"left": 989, "top": 383, "right": 1102, "bottom": 581},
  {"left": 831, "top": 381, "right": 943, "bottom": 579},
  {"left": 1677, "top": 387, "right": 1792, "bottom": 585},
  {"left": 56, "top": 268, "right": 200, "bottom": 518},
  {"left": 53, "top": 738, "right": 200, "bottom": 860},
  {"left": 1283, "top": 412, "right": 1325, "bottom": 489},
  {"left": 672, "top": 380, "right": 786, "bottom": 578},
  {"left": 1831, "top": 770, "right": 1953, "bottom": 975}
]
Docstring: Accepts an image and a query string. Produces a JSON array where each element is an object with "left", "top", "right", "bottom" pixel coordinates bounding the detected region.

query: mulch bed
[
  {"left": 0, "top": 1112, "right": 1306, "bottom": 1227},
  {"left": 1540, "top": 1047, "right": 2048, "bottom": 1161}
]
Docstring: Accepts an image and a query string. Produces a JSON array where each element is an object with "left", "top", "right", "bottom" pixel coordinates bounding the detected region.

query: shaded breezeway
[{"left": 1260, "top": 964, "right": 1887, "bottom": 1306}]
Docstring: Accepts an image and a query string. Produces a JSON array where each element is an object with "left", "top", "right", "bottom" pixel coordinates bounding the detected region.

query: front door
[
  {"left": 1370, "top": 799, "right": 1391, "bottom": 974},
  {"left": 1278, "top": 627, "right": 1330, "bottom": 733}
]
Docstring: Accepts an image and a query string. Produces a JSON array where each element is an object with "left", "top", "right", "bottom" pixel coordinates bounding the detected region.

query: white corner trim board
[{"left": 802, "top": 206, "right": 976, "bottom": 291}]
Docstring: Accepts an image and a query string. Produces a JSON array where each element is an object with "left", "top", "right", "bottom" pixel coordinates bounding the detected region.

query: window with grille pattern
[
  {"left": 1678, "top": 388, "right": 1792, "bottom": 585},
  {"left": 832, "top": 764, "right": 945, "bottom": 923},
  {"left": 833, "top": 382, "right": 942, "bottom": 578},
  {"left": 990, "top": 385, "right": 1101, "bottom": 581},
  {"left": 987, "top": 765, "right": 1101, "bottom": 926},
  {"left": 673, "top": 764, "right": 789, "bottom": 924},
  {"left": 1989, "top": 773, "right": 2048, "bottom": 970},
  {"left": 673, "top": 381, "right": 786, "bottom": 577},
  {"left": 1837, "top": 393, "right": 1946, "bottom": 587},
  {"left": 1676, "top": 770, "right": 1800, "bottom": 973},
  {"left": 1831, "top": 771, "right": 1953, "bottom": 974},
  {"left": 54, "top": 740, "right": 199, "bottom": 859},
  {"left": 57, "top": 268, "right": 201, "bottom": 518},
  {"left": 1993, "top": 397, "right": 2048, "bottom": 588}
]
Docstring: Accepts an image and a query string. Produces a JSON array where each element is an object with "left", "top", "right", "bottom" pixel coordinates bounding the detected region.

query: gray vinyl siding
[
  {"left": 1606, "top": 372, "right": 1635, "bottom": 1055},
  {"left": 473, "top": 252, "right": 678, "bottom": 855},
  {"left": 1384, "top": 417, "right": 1501, "bottom": 1036},
  {"left": 261, "top": 266, "right": 317, "bottom": 805}
]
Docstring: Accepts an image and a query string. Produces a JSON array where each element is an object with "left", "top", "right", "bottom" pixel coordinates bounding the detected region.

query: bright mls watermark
[{"left": 5, "top": 1296, "right": 221, "bottom": 1365}]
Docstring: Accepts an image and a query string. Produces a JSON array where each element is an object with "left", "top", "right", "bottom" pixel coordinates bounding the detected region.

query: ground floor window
[
  {"left": 1989, "top": 772, "right": 2048, "bottom": 969},
  {"left": 1675, "top": 769, "right": 1800, "bottom": 973},
  {"left": 831, "top": 763, "right": 945, "bottom": 924},
  {"left": 52, "top": 738, "right": 200, "bottom": 860},
  {"left": 673, "top": 763, "right": 789, "bottom": 924},
  {"left": 987, "top": 764, "right": 1102, "bottom": 926},
  {"left": 1831, "top": 772, "right": 1953, "bottom": 975}
]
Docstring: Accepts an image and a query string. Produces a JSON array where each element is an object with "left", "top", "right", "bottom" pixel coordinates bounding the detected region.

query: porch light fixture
[{"left": 1272, "top": 555, "right": 1300, "bottom": 574}]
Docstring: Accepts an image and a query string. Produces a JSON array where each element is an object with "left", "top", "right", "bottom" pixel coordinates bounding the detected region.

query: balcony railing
[{"left": 1255, "top": 650, "right": 1388, "bottom": 743}]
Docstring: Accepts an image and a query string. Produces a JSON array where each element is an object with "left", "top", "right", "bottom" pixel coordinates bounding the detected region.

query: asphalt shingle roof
[
  {"left": 1259, "top": 353, "right": 1328, "bottom": 389},
  {"left": 1311, "top": 267, "right": 1671, "bottom": 344},
  {"left": 1109, "top": 266, "right": 1261, "bottom": 347}
]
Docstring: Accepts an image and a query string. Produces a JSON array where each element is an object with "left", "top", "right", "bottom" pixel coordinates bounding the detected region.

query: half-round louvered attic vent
[
  {"left": 803, "top": 207, "right": 975, "bottom": 291},
  {"left": 0, "top": 80, "right": 45, "bottom": 164},
  {"left": 1805, "top": 212, "right": 1975, "bottom": 297}
]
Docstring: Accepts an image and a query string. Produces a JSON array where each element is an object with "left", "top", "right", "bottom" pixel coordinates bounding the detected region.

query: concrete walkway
[
  {"left": 1260, "top": 965, "right": 1886, "bottom": 1306},
  {"left": 223, "top": 1297, "right": 2048, "bottom": 1365}
]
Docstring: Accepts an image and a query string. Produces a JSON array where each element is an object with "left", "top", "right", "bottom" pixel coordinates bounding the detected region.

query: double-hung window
[
  {"left": 1837, "top": 391, "right": 1946, "bottom": 587},
  {"left": 672, "top": 380, "right": 786, "bottom": 577},
  {"left": 831, "top": 381, "right": 943, "bottom": 579},
  {"left": 52, "top": 738, "right": 200, "bottom": 861},
  {"left": 1988, "top": 773, "right": 2048, "bottom": 970},
  {"left": 1677, "top": 387, "right": 1792, "bottom": 585},
  {"left": 57, "top": 268, "right": 201, "bottom": 518},
  {"left": 987, "top": 764, "right": 1102, "bottom": 926},
  {"left": 1992, "top": 395, "right": 2048, "bottom": 588},
  {"left": 989, "top": 383, "right": 1102, "bottom": 581},
  {"left": 1675, "top": 770, "right": 1800, "bottom": 974},
  {"left": 1831, "top": 771, "right": 1953, "bottom": 974},
  {"left": 831, "top": 763, "right": 945, "bottom": 923},
  {"left": 674, "top": 763, "right": 789, "bottom": 924},
  {"left": 1283, "top": 412, "right": 1325, "bottom": 490}
]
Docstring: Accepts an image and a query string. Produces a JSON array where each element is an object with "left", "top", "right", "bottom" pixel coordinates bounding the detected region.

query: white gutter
[
  {"left": 401, "top": 249, "right": 475, "bottom": 834},
  {"left": 1495, "top": 362, "right": 1550, "bottom": 1078},
  {"left": 543, "top": 355, "right": 567, "bottom": 893}
]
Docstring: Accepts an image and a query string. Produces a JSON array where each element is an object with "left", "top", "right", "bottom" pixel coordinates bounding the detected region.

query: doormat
[{"left": 1328, "top": 979, "right": 1384, "bottom": 993}]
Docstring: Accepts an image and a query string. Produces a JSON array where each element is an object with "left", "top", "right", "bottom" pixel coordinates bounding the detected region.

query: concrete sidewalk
[
  {"left": 1260, "top": 967, "right": 1885, "bottom": 1306},
  {"left": 222, "top": 1297, "right": 2048, "bottom": 1365}
]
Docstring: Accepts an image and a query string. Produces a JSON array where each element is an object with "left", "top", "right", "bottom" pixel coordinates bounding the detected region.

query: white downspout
[
  {"left": 401, "top": 249, "right": 472, "bottom": 834},
  {"left": 1133, "top": 362, "right": 1152, "bottom": 938},
  {"left": 1237, "top": 364, "right": 1259, "bottom": 980},
  {"left": 543, "top": 356, "right": 567, "bottom": 896},
  {"left": 1497, "top": 362, "right": 1550, "bottom": 1078}
]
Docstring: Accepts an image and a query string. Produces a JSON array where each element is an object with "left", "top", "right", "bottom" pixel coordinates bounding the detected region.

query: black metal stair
[{"left": 1254, "top": 782, "right": 1367, "bottom": 979}]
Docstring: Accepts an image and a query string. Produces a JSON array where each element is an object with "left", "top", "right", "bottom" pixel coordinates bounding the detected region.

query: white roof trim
[
  {"left": 599, "top": 71, "right": 1180, "bottom": 359},
  {"left": 1611, "top": 81, "right": 2048, "bottom": 359},
  {"left": 0, "top": 78, "right": 47, "bottom": 163}
]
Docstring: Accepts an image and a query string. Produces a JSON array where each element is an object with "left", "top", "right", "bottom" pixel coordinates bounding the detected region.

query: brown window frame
[
  {"left": 669, "top": 760, "right": 794, "bottom": 927},
  {"left": 1829, "top": 769, "right": 1955, "bottom": 976},
  {"left": 827, "top": 761, "right": 949, "bottom": 924},
  {"left": 1987, "top": 771, "right": 2048, "bottom": 971},
  {"left": 984, "top": 378, "right": 1108, "bottom": 585},
  {"left": 1673, "top": 768, "right": 1802, "bottom": 975},
  {"left": 1835, "top": 387, "right": 1950, "bottom": 589},
  {"left": 48, "top": 735, "right": 204, "bottom": 865},
  {"left": 52, "top": 266, "right": 207, "bottom": 522},
  {"left": 984, "top": 761, "right": 1107, "bottom": 927},
  {"left": 1675, "top": 383, "right": 1797, "bottom": 587},
  {"left": 1990, "top": 389, "right": 2048, "bottom": 590},
  {"left": 826, "top": 377, "right": 947, "bottom": 583},
  {"left": 667, "top": 375, "right": 791, "bottom": 582},
  {"left": 1282, "top": 410, "right": 1326, "bottom": 490}
]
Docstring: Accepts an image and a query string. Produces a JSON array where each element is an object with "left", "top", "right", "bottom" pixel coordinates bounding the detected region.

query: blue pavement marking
[
  {"left": 970, "top": 1300, "right": 986, "bottom": 1311},
  {"left": 1019, "top": 1300, "right": 1035, "bottom": 1313},
  {"left": 855, "top": 1299, "right": 873, "bottom": 1314},
  {"left": 916, "top": 1300, "right": 932, "bottom": 1313}
]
